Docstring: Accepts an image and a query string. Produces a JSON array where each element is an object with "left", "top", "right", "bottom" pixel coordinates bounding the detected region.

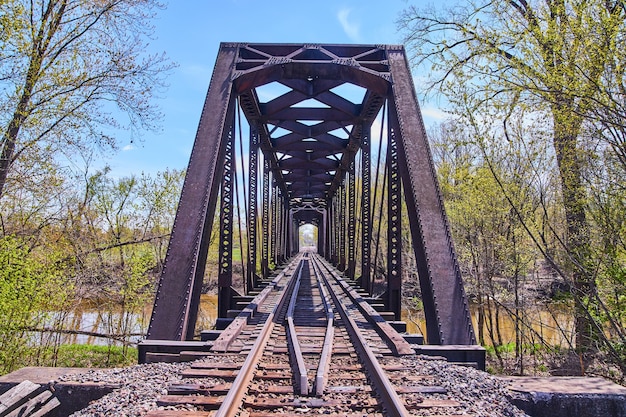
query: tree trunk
[
  {"left": 0, "top": 0, "right": 66, "bottom": 200},
  {"left": 552, "top": 108, "right": 596, "bottom": 353}
]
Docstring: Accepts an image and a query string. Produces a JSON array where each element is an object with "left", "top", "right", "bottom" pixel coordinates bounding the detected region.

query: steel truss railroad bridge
[{"left": 147, "top": 43, "right": 476, "bottom": 347}]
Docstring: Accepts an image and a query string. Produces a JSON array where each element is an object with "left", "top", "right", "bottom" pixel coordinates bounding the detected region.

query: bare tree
[{"left": 0, "top": 0, "right": 174, "bottom": 199}]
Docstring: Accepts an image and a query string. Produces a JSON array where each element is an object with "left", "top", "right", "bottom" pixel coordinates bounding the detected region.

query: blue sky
[{"left": 108, "top": 0, "right": 446, "bottom": 178}]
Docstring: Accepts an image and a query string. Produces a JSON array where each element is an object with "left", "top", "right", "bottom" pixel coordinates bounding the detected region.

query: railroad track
[{"left": 147, "top": 253, "right": 469, "bottom": 417}]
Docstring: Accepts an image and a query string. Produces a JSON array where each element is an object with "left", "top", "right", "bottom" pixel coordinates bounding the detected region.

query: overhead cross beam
[{"left": 147, "top": 43, "right": 476, "bottom": 346}]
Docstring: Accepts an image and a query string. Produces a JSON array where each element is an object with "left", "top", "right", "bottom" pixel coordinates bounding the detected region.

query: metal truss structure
[{"left": 147, "top": 43, "right": 476, "bottom": 346}]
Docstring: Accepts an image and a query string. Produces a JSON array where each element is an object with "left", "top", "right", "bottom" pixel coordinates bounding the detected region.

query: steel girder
[
  {"left": 271, "top": 183, "right": 279, "bottom": 266},
  {"left": 387, "top": 50, "right": 476, "bottom": 345},
  {"left": 338, "top": 182, "right": 346, "bottom": 271},
  {"left": 261, "top": 159, "right": 270, "bottom": 280},
  {"left": 217, "top": 108, "right": 236, "bottom": 319},
  {"left": 347, "top": 161, "right": 356, "bottom": 279},
  {"left": 147, "top": 43, "right": 476, "bottom": 345},
  {"left": 359, "top": 125, "right": 372, "bottom": 293},
  {"left": 146, "top": 45, "right": 237, "bottom": 341},
  {"left": 247, "top": 123, "right": 260, "bottom": 290},
  {"left": 386, "top": 119, "right": 402, "bottom": 320}
]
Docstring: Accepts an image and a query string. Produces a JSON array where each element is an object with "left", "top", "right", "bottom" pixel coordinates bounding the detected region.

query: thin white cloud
[
  {"left": 122, "top": 144, "right": 135, "bottom": 151},
  {"left": 421, "top": 106, "right": 447, "bottom": 121},
  {"left": 337, "top": 8, "right": 360, "bottom": 42}
]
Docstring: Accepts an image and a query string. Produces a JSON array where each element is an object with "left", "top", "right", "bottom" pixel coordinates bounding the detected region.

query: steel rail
[
  {"left": 310, "top": 257, "right": 335, "bottom": 396},
  {"left": 315, "top": 255, "right": 414, "bottom": 355},
  {"left": 311, "top": 254, "right": 410, "bottom": 417},
  {"left": 285, "top": 260, "right": 309, "bottom": 395},
  {"left": 211, "top": 257, "right": 297, "bottom": 352},
  {"left": 213, "top": 256, "right": 302, "bottom": 417}
]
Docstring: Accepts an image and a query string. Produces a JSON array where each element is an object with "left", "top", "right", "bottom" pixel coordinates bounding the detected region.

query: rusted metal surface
[
  {"left": 314, "top": 255, "right": 414, "bottom": 356},
  {"left": 147, "top": 45, "right": 238, "bottom": 341},
  {"left": 359, "top": 124, "right": 372, "bottom": 294},
  {"left": 312, "top": 255, "right": 410, "bottom": 417},
  {"left": 387, "top": 115, "right": 402, "bottom": 320},
  {"left": 214, "top": 257, "right": 300, "bottom": 417},
  {"left": 148, "top": 42, "right": 476, "bottom": 346},
  {"left": 247, "top": 122, "right": 260, "bottom": 291},
  {"left": 311, "top": 258, "right": 335, "bottom": 396},
  {"left": 217, "top": 110, "right": 236, "bottom": 319},
  {"left": 285, "top": 262, "right": 308, "bottom": 395},
  {"left": 387, "top": 50, "right": 476, "bottom": 345},
  {"left": 144, "top": 254, "right": 483, "bottom": 417}
]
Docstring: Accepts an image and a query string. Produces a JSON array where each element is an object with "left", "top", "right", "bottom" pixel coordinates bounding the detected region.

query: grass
[
  {"left": 50, "top": 344, "right": 138, "bottom": 368},
  {"left": 2, "top": 344, "right": 138, "bottom": 374}
]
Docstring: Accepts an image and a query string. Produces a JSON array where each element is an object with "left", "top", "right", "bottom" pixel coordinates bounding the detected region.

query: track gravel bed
[{"left": 60, "top": 355, "right": 530, "bottom": 416}]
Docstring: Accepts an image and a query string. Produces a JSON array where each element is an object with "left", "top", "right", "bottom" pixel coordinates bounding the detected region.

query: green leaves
[
  {"left": 401, "top": 0, "right": 626, "bottom": 371},
  {"left": 0, "top": 234, "right": 72, "bottom": 373},
  {"left": 0, "top": 0, "right": 175, "bottom": 199}
]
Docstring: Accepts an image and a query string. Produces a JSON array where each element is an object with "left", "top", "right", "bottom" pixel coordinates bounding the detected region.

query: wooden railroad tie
[{"left": 0, "top": 380, "right": 60, "bottom": 417}]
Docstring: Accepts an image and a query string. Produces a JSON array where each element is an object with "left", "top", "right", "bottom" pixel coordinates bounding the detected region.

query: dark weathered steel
[
  {"left": 347, "top": 161, "right": 356, "bottom": 279},
  {"left": 217, "top": 114, "right": 236, "bottom": 318},
  {"left": 271, "top": 183, "right": 278, "bottom": 267},
  {"left": 328, "top": 197, "right": 334, "bottom": 264},
  {"left": 318, "top": 210, "right": 326, "bottom": 257},
  {"left": 149, "top": 43, "right": 476, "bottom": 345},
  {"left": 147, "top": 45, "right": 237, "bottom": 341},
  {"left": 338, "top": 183, "right": 346, "bottom": 271},
  {"left": 360, "top": 125, "right": 372, "bottom": 293},
  {"left": 279, "top": 195, "right": 287, "bottom": 263},
  {"left": 386, "top": 115, "right": 402, "bottom": 321},
  {"left": 314, "top": 255, "right": 411, "bottom": 417},
  {"left": 334, "top": 194, "right": 340, "bottom": 266},
  {"left": 261, "top": 159, "right": 270, "bottom": 279},
  {"left": 247, "top": 123, "right": 259, "bottom": 290},
  {"left": 387, "top": 50, "right": 476, "bottom": 344}
]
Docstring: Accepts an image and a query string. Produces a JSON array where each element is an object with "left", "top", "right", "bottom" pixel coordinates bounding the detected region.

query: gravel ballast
[{"left": 60, "top": 355, "right": 529, "bottom": 417}]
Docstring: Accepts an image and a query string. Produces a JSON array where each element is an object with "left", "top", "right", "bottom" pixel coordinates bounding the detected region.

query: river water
[
  {"left": 405, "top": 305, "right": 574, "bottom": 348},
  {"left": 46, "top": 295, "right": 573, "bottom": 348}
]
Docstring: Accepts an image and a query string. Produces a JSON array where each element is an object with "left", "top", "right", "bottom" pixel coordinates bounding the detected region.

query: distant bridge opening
[{"left": 299, "top": 224, "right": 317, "bottom": 252}]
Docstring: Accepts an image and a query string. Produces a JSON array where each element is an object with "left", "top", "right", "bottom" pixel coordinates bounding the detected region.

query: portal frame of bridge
[{"left": 147, "top": 43, "right": 476, "bottom": 346}]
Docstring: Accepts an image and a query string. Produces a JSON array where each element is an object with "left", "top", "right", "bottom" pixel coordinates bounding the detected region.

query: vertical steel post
[
  {"left": 360, "top": 125, "right": 372, "bottom": 293},
  {"left": 217, "top": 114, "right": 236, "bottom": 319},
  {"left": 347, "top": 161, "right": 356, "bottom": 279},
  {"left": 387, "top": 113, "right": 402, "bottom": 321},
  {"left": 326, "top": 196, "right": 335, "bottom": 265},
  {"left": 320, "top": 208, "right": 327, "bottom": 258},
  {"left": 291, "top": 211, "right": 298, "bottom": 255},
  {"left": 247, "top": 123, "right": 259, "bottom": 291},
  {"left": 333, "top": 193, "right": 340, "bottom": 266},
  {"left": 261, "top": 159, "right": 270, "bottom": 280},
  {"left": 338, "top": 183, "right": 346, "bottom": 271},
  {"left": 279, "top": 195, "right": 287, "bottom": 263},
  {"left": 271, "top": 183, "right": 278, "bottom": 267}
]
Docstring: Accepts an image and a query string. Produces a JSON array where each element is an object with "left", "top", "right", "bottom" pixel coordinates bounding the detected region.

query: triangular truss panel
[{"left": 147, "top": 43, "right": 476, "bottom": 346}]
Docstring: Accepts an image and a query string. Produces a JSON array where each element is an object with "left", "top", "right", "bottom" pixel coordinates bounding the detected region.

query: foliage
[
  {"left": 400, "top": 0, "right": 626, "bottom": 374},
  {"left": 5, "top": 344, "right": 137, "bottom": 371},
  {"left": 0, "top": 235, "right": 73, "bottom": 374},
  {"left": 54, "top": 344, "right": 137, "bottom": 368},
  {"left": 0, "top": 0, "right": 175, "bottom": 200},
  {"left": 0, "top": 165, "right": 184, "bottom": 371}
]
